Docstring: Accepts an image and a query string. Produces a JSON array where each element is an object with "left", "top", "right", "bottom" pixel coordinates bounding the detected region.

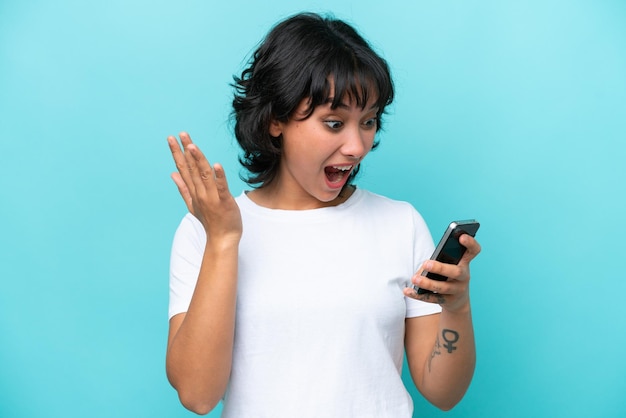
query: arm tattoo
[
  {"left": 442, "top": 329, "right": 459, "bottom": 353},
  {"left": 428, "top": 334, "right": 442, "bottom": 372},
  {"left": 428, "top": 329, "right": 461, "bottom": 373},
  {"left": 414, "top": 289, "right": 446, "bottom": 305}
]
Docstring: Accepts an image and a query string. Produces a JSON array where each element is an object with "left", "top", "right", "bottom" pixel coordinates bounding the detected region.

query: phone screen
[{"left": 437, "top": 228, "right": 469, "bottom": 265}]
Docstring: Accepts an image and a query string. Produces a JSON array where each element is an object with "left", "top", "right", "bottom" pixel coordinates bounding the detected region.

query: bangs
[
  {"left": 302, "top": 47, "right": 393, "bottom": 118},
  {"left": 232, "top": 12, "right": 395, "bottom": 187}
]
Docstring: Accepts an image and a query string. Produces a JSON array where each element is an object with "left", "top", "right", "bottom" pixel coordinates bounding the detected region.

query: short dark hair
[{"left": 232, "top": 12, "right": 395, "bottom": 187}]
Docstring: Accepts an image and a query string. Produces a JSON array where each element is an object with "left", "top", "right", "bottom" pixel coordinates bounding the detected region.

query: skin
[
  {"left": 252, "top": 97, "right": 379, "bottom": 209},
  {"left": 166, "top": 133, "right": 242, "bottom": 414},
  {"left": 165, "top": 96, "right": 481, "bottom": 414},
  {"left": 403, "top": 233, "right": 481, "bottom": 410}
]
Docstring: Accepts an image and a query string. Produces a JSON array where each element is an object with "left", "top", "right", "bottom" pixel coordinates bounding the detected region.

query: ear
[{"left": 269, "top": 118, "right": 282, "bottom": 137}]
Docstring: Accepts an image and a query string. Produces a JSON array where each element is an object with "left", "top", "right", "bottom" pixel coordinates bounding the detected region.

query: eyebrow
[{"left": 325, "top": 97, "right": 379, "bottom": 111}]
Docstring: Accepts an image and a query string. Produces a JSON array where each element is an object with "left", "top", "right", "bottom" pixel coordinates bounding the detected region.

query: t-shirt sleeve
[
  {"left": 405, "top": 206, "right": 443, "bottom": 318},
  {"left": 168, "top": 213, "right": 206, "bottom": 319}
]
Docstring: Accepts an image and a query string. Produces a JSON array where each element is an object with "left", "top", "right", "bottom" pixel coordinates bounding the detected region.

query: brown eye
[
  {"left": 324, "top": 120, "right": 343, "bottom": 130},
  {"left": 363, "top": 118, "right": 377, "bottom": 129}
]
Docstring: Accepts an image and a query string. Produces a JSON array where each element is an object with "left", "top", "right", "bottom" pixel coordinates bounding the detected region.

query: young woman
[{"left": 165, "top": 12, "right": 481, "bottom": 417}]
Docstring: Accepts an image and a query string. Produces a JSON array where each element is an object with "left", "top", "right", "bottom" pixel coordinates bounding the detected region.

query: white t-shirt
[{"left": 169, "top": 188, "right": 441, "bottom": 417}]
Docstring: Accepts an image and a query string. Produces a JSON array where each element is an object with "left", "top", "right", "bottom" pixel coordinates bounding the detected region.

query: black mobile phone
[{"left": 414, "top": 220, "right": 480, "bottom": 295}]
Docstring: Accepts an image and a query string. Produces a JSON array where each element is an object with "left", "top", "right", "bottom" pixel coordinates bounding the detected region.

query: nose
[{"left": 341, "top": 126, "right": 371, "bottom": 160}]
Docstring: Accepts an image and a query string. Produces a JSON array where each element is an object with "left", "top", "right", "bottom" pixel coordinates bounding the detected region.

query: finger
[
  {"left": 171, "top": 172, "right": 194, "bottom": 213},
  {"left": 186, "top": 144, "right": 216, "bottom": 195},
  {"left": 167, "top": 135, "right": 195, "bottom": 193},
  {"left": 459, "top": 234, "right": 481, "bottom": 264},
  {"left": 413, "top": 262, "right": 457, "bottom": 290},
  {"left": 415, "top": 274, "right": 449, "bottom": 294},
  {"left": 212, "top": 163, "right": 232, "bottom": 199},
  {"left": 179, "top": 131, "right": 193, "bottom": 148},
  {"left": 418, "top": 260, "right": 463, "bottom": 282},
  {"left": 403, "top": 286, "right": 446, "bottom": 305}
]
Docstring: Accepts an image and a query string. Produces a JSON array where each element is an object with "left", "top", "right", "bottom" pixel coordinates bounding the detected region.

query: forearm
[
  {"left": 415, "top": 306, "right": 476, "bottom": 410},
  {"left": 166, "top": 241, "right": 239, "bottom": 414}
]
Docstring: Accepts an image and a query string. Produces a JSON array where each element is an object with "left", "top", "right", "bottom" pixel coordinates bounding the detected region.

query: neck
[{"left": 247, "top": 184, "right": 356, "bottom": 210}]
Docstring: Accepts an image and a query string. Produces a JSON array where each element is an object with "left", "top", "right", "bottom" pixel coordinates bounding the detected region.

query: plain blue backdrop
[{"left": 1, "top": 0, "right": 624, "bottom": 417}]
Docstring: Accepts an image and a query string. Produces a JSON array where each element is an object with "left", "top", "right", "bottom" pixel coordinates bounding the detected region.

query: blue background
[{"left": 1, "top": 0, "right": 624, "bottom": 417}]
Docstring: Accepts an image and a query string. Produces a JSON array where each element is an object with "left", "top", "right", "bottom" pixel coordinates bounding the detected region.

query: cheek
[
  {"left": 286, "top": 131, "right": 327, "bottom": 161},
  {"left": 281, "top": 142, "right": 318, "bottom": 176}
]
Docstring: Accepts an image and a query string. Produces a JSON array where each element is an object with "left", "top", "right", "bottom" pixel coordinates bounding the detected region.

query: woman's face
[{"left": 265, "top": 93, "right": 379, "bottom": 209}]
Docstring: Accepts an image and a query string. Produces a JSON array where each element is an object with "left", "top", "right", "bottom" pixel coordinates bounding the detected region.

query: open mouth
[{"left": 324, "top": 165, "right": 353, "bottom": 185}]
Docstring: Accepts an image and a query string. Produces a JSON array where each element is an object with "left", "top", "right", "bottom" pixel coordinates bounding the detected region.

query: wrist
[
  {"left": 205, "top": 236, "right": 240, "bottom": 253},
  {"left": 441, "top": 299, "right": 472, "bottom": 317}
]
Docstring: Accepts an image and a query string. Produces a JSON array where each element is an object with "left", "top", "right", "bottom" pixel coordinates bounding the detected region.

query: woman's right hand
[{"left": 167, "top": 132, "right": 242, "bottom": 245}]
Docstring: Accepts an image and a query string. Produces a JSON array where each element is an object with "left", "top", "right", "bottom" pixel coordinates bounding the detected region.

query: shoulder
[
  {"left": 176, "top": 212, "right": 204, "bottom": 235},
  {"left": 357, "top": 188, "right": 407, "bottom": 205},
  {"left": 354, "top": 188, "right": 430, "bottom": 233},
  {"left": 172, "top": 213, "right": 206, "bottom": 250},
  {"left": 356, "top": 189, "right": 421, "bottom": 215}
]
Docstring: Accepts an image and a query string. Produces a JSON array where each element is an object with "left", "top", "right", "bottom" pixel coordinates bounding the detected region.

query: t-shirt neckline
[{"left": 238, "top": 187, "right": 366, "bottom": 221}]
